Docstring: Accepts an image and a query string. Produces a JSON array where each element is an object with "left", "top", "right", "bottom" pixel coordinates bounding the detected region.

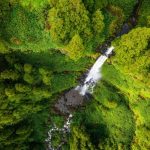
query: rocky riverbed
[{"left": 55, "top": 89, "right": 85, "bottom": 114}]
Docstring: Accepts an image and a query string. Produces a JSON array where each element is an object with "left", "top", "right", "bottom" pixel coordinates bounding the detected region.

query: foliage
[
  {"left": 64, "top": 34, "right": 85, "bottom": 60},
  {"left": 108, "top": 0, "right": 136, "bottom": 18},
  {"left": 70, "top": 126, "right": 94, "bottom": 150},
  {"left": 99, "top": 28, "right": 150, "bottom": 150},
  {"left": 83, "top": 0, "right": 136, "bottom": 18},
  {"left": 47, "top": 0, "right": 106, "bottom": 59},
  {"left": 83, "top": 0, "right": 108, "bottom": 12},
  {"left": 1, "top": 4, "right": 56, "bottom": 52},
  {"left": 51, "top": 73, "right": 77, "bottom": 94},
  {"left": 24, "top": 64, "right": 32, "bottom": 73},
  {"left": 92, "top": 10, "right": 105, "bottom": 34},
  {"left": 71, "top": 80, "right": 135, "bottom": 149},
  {"left": 0, "top": 40, "right": 9, "bottom": 54},
  {"left": 18, "top": 0, "right": 50, "bottom": 11},
  {"left": 0, "top": 54, "right": 52, "bottom": 148},
  {"left": 0, "top": 48, "right": 92, "bottom": 148},
  {"left": 0, "top": 0, "right": 136, "bottom": 59},
  {"left": 48, "top": 0, "right": 91, "bottom": 44},
  {"left": 131, "top": 99, "right": 150, "bottom": 149},
  {"left": 0, "top": 0, "right": 11, "bottom": 25},
  {"left": 0, "top": 70, "right": 19, "bottom": 80},
  {"left": 69, "top": 24, "right": 150, "bottom": 150},
  {"left": 112, "top": 27, "right": 150, "bottom": 82},
  {"left": 107, "top": 5, "right": 125, "bottom": 35},
  {"left": 0, "top": 0, "right": 150, "bottom": 149},
  {"left": 16, "top": 51, "right": 93, "bottom": 72},
  {"left": 138, "top": 0, "right": 150, "bottom": 27}
]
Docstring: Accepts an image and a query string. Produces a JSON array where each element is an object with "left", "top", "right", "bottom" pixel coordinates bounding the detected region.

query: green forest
[{"left": 0, "top": 0, "right": 150, "bottom": 150}]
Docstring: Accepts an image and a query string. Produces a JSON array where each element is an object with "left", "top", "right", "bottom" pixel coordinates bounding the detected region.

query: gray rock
[{"left": 55, "top": 89, "right": 84, "bottom": 114}]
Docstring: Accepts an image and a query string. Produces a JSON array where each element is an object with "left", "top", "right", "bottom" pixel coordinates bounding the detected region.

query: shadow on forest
[{"left": 85, "top": 123, "right": 109, "bottom": 147}]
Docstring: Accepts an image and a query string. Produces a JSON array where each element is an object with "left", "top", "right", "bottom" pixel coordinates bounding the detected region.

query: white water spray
[
  {"left": 46, "top": 46, "right": 114, "bottom": 149},
  {"left": 76, "top": 46, "right": 114, "bottom": 95},
  {"left": 46, "top": 114, "right": 73, "bottom": 150}
]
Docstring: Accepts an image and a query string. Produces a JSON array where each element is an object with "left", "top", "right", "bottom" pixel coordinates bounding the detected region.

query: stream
[{"left": 45, "top": 0, "right": 142, "bottom": 149}]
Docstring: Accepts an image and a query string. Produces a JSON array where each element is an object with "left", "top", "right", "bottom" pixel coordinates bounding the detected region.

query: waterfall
[
  {"left": 75, "top": 46, "right": 114, "bottom": 95},
  {"left": 46, "top": 46, "right": 114, "bottom": 149}
]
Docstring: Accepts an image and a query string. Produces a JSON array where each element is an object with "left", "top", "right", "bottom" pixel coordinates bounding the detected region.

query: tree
[
  {"left": 15, "top": 84, "right": 31, "bottom": 93},
  {"left": 0, "top": 70, "right": 19, "bottom": 80},
  {"left": 108, "top": 0, "right": 136, "bottom": 18},
  {"left": 0, "top": 40, "right": 9, "bottom": 54},
  {"left": 92, "top": 10, "right": 104, "bottom": 34},
  {"left": 138, "top": 0, "right": 150, "bottom": 27},
  {"left": 1, "top": 4, "right": 55, "bottom": 52},
  {"left": 112, "top": 27, "right": 150, "bottom": 75},
  {"left": 94, "top": 0, "right": 108, "bottom": 10},
  {"left": 64, "top": 34, "right": 85, "bottom": 60},
  {"left": 107, "top": 5, "right": 125, "bottom": 35},
  {"left": 0, "top": 54, "right": 52, "bottom": 148},
  {"left": 47, "top": 0, "right": 109, "bottom": 59},
  {"left": 48, "top": 0, "right": 92, "bottom": 44},
  {"left": 24, "top": 64, "right": 32, "bottom": 73},
  {"left": 23, "top": 73, "right": 34, "bottom": 84},
  {"left": 39, "top": 68, "right": 52, "bottom": 86},
  {"left": 83, "top": 0, "right": 108, "bottom": 12},
  {"left": 70, "top": 126, "right": 94, "bottom": 150},
  {"left": 18, "top": 0, "right": 50, "bottom": 11}
]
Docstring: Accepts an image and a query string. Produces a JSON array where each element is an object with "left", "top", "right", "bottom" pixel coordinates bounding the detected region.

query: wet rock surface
[
  {"left": 55, "top": 89, "right": 85, "bottom": 114},
  {"left": 116, "top": 23, "right": 131, "bottom": 37}
]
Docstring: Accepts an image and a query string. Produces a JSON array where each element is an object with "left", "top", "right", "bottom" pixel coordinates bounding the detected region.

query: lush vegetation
[{"left": 0, "top": 0, "right": 150, "bottom": 150}]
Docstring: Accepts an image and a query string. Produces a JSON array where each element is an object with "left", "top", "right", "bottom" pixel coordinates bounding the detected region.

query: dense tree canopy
[
  {"left": 47, "top": 0, "right": 105, "bottom": 58},
  {"left": 112, "top": 27, "right": 150, "bottom": 80},
  {"left": 0, "top": 55, "right": 52, "bottom": 149},
  {"left": 0, "top": 0, "right": 137, "bottom": 59}
]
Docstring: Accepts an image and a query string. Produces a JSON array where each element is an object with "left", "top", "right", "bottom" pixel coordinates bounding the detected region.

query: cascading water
[
  {"left": 45, "top": 114, "right": 73, "bottom": 150},
  {"left": 75, "top": 46, "right": 114, "bottom": 95},
  {"left": 46, "top": 46, "right": 114, "bottom": 150}
]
